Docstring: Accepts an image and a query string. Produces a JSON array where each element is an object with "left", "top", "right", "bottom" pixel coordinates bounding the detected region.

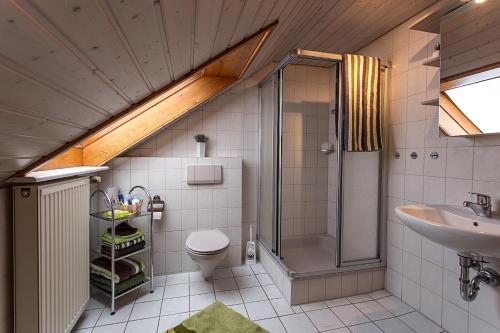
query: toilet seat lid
[{"left": 186, "top": 229, "right": 229, "bottom": 253}]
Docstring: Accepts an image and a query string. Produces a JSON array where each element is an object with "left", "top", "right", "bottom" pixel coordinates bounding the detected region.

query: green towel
[
  {"left": 101, "top": 210, "right": 133, "bottom": 220},
  {"left": 101, "top": 228, "right": 144, "bottom": 245},
  {"left": 90, "top": 271, "right": 146, "bottom": 295},
  {"left": 167, "top": 301, "right": 268, "bottom": 333}
]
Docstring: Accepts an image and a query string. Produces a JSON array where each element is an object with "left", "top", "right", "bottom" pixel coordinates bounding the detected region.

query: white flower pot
[{"left": 196, "top": 142, "right": 206, "bottom": 157}]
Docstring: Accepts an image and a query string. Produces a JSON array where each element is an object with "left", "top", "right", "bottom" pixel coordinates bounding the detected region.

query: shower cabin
[{"left": 258, "top": 50, "right": 388, "bottom": 300}]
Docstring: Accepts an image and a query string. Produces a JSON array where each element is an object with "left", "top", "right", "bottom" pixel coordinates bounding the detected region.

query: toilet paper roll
[{"left": 153, "top": 211, "right": 162, "bottom": 221}]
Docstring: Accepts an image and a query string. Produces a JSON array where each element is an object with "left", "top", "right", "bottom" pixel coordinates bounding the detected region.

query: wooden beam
[
  {"left": 36, "top": 147, "right": 82, "bottom": 171},
  {"left": 15, "top": 21, "right": 277, "bottom": 176},
  {"left": 82, "top": 75, "right": 235, "bottom": 166}
]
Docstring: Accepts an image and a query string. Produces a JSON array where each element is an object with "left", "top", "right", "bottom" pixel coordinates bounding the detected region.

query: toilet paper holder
[{"left": 147, "top": 195, "right": 165, "bottom": 212}]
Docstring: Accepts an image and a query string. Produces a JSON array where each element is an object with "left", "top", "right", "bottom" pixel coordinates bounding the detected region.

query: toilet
[{"left": 186, "top": 229, "right": 229, "bottom": 279}]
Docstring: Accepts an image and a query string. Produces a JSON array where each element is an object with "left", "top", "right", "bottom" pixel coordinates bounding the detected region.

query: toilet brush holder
[
  {"left": 245, "top": 241, "right": 256, "bottom": 265},
  {"left": 245, "top": 224, "right": 256, "bottom": 265}
]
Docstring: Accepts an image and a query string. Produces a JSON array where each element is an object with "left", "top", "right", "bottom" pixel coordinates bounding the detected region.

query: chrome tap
[{"left": 463, "top": 192, "right": 492, "bottom": 217}]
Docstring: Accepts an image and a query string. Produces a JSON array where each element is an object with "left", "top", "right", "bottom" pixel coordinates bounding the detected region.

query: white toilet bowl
[{"left": 186, "top": 229, "right": 229, "bottom": 279}]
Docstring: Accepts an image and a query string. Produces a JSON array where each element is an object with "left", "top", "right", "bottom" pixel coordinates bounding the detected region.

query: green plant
[{"left": 194, "top": 134, "right": 209, "bottom": 143}]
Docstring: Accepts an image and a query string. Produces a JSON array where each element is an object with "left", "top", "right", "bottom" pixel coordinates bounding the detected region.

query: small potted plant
[{"left": 194, "top": 134, "right": 208, "bottom": 157}]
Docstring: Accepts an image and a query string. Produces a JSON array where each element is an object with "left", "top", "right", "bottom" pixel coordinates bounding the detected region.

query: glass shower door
[{"left": 258, "top": 73, "right": 280, "bottom": 253}]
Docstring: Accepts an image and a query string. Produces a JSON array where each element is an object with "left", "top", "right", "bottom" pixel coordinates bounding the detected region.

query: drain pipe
[{"left": 458, "top": 252, "right": 500, "bottom": 302}]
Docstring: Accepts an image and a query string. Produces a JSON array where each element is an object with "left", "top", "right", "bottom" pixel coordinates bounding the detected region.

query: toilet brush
[{"left": 245, "top": 224, "right": 256, "bottom": 265}]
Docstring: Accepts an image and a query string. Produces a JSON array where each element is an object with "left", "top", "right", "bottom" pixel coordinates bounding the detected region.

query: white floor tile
[
  {"left": 321, "top": 328, "right": 351, "bottom": 333},
  {"left": 291, "top": 305, "right": 303, "bottom": 313},
  {"left": 280, "top": 313, "right": 319, "bottom": 333},
  {"left": 235, "top": 275, "right": 260, "bottom": 288},
  {"left": 228, "top": 303, "right": 248, "bottom": 318},
  {"left": 85, "top": 295, "right": 108, "bottom": 310},
  {"left": 164, "top": 284, "right": 189, "bottom": 299},
  {"left": 240, "top": 286, "right": 268, "bottom": 303},
  {"left": 72, "top": 328, "right": 92, "bottom": 333},
  {"left": 156, "top": 313, "right": 189, "bottom": 332},
  {"left": 368, "top": 290, "right": 391, "bottom": 300},
  {"left": 256, "top": 273, "right": 274, "bottom": 286},
  {"left": 376, "top": 296, "right": 414, "bottom": 316},
  {"left": 300, "top": 301, "right": 327, "bottom": 312},
  {"left": 153, "top": 275, "right": 166, "bottom": 287},
  {"left": 306, "top": 308, "right": 345, "bottom": 331},
  {"left": 331, "top": 304, "right": 370, "bottom": 326},
  {"left": 355, "top": 301, "right": 393, "bottom": 321},
  {"left": 213, "top": 277, "right": 238, "bottom": 291},
  {"left": 165, "top": 273, "right": 189, "bottom": 285},
  {"left": 326, "top": 298, "right": 351, "bottom": 308},
  {"left": 263, "top": 284, "right": 283, "bottom": 299},
  {"left": 189, "top": 293, "right": 216, "bottom": 311},
  {"left": 231, "top": 265, "right": 254, "bottom": 276},
  {"left": 245, "top": 300, "right": 277, "bottom": 321},
  {"left": 213, "top": 268, "right": 233, "bottom": 279},
  {"left": 93, "top": 322, "right": 127, "bottom": 333},
  {"left": 189, "top": 280, "right": 214, "bottom": 295},
  {"left": 74, "top": 309, "right": 103, "bottom": 329},
  {"left": 270, "top": 298, "right": 295, "bottom": 316},
  {"left": 125, "top": 317, "right": 159, "bottom": 333},
  {"left": 374, "top": 318, "right": 414, "bottom": 333},
  {"left": 189, "top": 271, "right": 205, "bottom": 282},
  {"left": 347, "top": 294, "right": 373, "bottom": 304},
  {"left": 160, "top": 297, "right": 189, "bottom": 316},
  {"left": 256, "top": 317, "right": 287, "bottom": 333},
  {"left": 136, "top": 286, "right": 164, "bottom": 303},
  {"left": 399, "top": 311, "right": 443, "bottom": 333},
  {"left": 96, "top": 304, "right": 133, "bottom": 326},
  {"left": 250, "top": 263, "right": 267, "bottom": 275},
  {"left": 215, "top": 290, "right": 243, "bottom": 305},
  {"left": 129, "top": 300, "right": 162, "bottom": 321},
  {"left": 349, "top": 322, "right": 384, "bottom": 333}
]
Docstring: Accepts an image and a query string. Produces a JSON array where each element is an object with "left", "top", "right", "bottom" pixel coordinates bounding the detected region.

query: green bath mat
[{"left": 166, "top": 301, "right": 268, "bottom": 333}]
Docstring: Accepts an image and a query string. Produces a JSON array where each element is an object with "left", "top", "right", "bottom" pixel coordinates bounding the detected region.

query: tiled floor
[{"left": 74, "top": 264, "right": 446, "bottom": 333}]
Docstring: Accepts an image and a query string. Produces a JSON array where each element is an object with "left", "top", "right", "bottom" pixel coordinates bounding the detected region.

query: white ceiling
[{"left": 0, "top": 0, "right": 438, "bottom": 180}]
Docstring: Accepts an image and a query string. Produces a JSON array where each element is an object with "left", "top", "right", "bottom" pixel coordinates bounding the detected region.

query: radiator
[{"left": 14, "top": 178, "right": 90, "bottom": 333}]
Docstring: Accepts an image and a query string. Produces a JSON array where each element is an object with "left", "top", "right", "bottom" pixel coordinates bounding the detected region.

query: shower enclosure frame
[{"left": 257, "top": 49, "right": 389, "bottom": 278}]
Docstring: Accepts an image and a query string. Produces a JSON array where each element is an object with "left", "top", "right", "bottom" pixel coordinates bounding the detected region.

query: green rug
[{"left": 166, "top": 302, "right": 268, "bottom": 333}]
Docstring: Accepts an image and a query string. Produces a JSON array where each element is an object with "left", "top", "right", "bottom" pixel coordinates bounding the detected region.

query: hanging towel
[{"left": 343, "top": 54, "right": 383, "bottom": 152}]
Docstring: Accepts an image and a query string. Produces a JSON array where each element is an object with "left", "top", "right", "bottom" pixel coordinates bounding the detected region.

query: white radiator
[{"left": 14, "top": 178, "right": 90, "bottom": 333}]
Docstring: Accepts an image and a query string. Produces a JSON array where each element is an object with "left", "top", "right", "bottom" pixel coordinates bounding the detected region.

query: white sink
[{"left": 395, "top": 205, "right": 500, "bottom": 258}]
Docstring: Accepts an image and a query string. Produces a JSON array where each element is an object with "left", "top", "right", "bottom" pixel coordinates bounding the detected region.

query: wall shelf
[
  {"left": 409, "top": 0, "right": 467, "bottom": 33},
  {"left": 421, "top": 98, "right": 439, "bottom": 106},
  {"left": 423, "top": 56, "right": 440, "bottom": 67}
]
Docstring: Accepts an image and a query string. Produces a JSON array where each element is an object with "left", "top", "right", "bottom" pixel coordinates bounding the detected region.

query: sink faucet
[{"left": 464, "top": 192, "right": 492, "bottom": 217}]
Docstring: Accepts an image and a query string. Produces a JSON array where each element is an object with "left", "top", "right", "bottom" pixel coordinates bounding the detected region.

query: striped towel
[
  {"left": 343, "top": 54, "right": 383, "bottom": 152},
  {"left": 90, "top": 256, "right": 145, "bottom": 283}
]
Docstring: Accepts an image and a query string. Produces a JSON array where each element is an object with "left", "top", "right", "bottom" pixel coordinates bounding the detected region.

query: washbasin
[{"left": 395, "top": 205, "right": 500, "bottom": 258}]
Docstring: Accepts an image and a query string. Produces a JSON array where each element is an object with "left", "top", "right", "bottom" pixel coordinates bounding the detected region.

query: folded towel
[
  {"left": 101, "top": 235, "right": 145, "bottom": 250},
  {"left": 107, "top": 222, "right": 138, "bottom": 237},
  {"left": 343, "top": 54, "right": 383, "bottom": 152},
  {"left": 101, "top": 227, "right": 144, "bottom": 245},
  {"left": 90, "top": 256, "right": 145, "bottom": 283},
  {"left": 101, "top": 210, "right": 132, "bottom": 220},
  {"left": 90, "top": 271, "right": 146, "bottom": 295},
  {"left": 101, "top": 240, "right": 146, "bottom": 257}
]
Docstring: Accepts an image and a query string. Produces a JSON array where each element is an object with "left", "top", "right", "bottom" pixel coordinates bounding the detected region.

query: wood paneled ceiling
[{"left": 0, "top": 0, "right": 439, "bottom": 181}]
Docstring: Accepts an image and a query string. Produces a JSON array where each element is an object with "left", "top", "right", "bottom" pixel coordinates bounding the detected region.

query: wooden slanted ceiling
[
  {"left": 20, "top": 24, "right": 274, "bottom": 174},
  {"left": 0, "top": 0, "right": 440, "bottom": 180}
]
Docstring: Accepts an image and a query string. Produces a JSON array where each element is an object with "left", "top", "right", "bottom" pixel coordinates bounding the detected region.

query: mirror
[{"left": 439, "top": 0, "right": 500, "bottom": 136}]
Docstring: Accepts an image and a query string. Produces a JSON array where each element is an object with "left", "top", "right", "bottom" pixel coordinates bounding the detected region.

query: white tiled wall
[
  {"left": 107, "top": 65, "right": 272, "bottom": 263},
  {"left": 281, "top": 65, "right": 332, "bottom": 237},
  {"left": 98, "top": 157, "right": 243, "bottom": 275},
  {"left": 359, "top": 2, "right": 500, "bottom": 332}
]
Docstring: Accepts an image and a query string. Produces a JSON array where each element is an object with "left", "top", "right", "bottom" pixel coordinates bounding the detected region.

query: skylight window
[{"left": 444, "top": 76, "right": 500, "bottom": 134}]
